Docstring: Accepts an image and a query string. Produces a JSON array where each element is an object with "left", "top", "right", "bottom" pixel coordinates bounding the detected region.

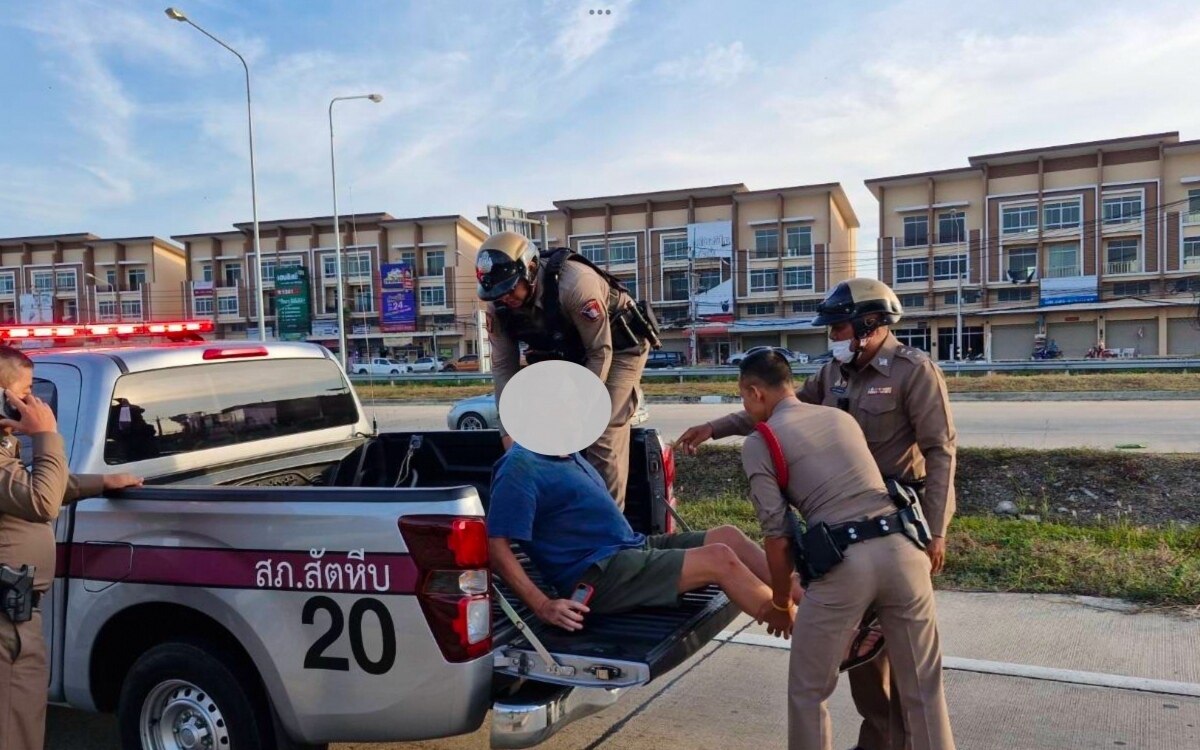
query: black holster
[
  {"left": 0, "top": 564, "right": 35, "bottom": 624},
  {"left": 885, "top": 478, "right": 932, "bottom": 550},
  {"left": 788, "top": 510, "right": 845, "bottom": 586}
]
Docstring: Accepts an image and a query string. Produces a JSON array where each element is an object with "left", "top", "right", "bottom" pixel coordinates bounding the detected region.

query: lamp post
[
  {"left": 329, "top": 94, "right": 383, "bottom": 370},
  {"left": 165, "top": 7, "right": 267, "bottom": 341}
]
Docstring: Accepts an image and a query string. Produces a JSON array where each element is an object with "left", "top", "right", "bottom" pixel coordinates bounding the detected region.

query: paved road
[
  {"left": 363, "top": 400, "right": 1200, "bottom": 452},
  {"left": 48, "top": 592, "right": 1200, "bottom": 749}
]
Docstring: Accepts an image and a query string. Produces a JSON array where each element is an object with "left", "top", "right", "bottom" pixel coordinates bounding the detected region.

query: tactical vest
[{"left": 494, "top": 248, "right": 629, "bottom": 365}]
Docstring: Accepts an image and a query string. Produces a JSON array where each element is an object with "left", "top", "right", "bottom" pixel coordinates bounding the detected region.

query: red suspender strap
[{"left": 753, "top": 422, "right": 789, "bottom": 490}]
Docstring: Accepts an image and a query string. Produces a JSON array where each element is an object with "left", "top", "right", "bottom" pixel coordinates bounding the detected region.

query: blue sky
[{"left": 2, "top": 0, "right": 1198, "bottom": 276}]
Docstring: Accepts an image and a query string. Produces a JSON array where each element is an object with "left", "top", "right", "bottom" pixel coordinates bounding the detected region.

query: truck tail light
[
  {"left": 662, "top": 443, "right": 677, "bottom": 534},
  {"left": 399, "top": 515, "right": 492, "bottom": 663},
  {"left": 202, "top": 346, "right": 269, "bottom": 360}
]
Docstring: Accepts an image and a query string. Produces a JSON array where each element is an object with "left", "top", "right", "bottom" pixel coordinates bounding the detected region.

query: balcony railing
[
  {"left": 1184, "top": 256, "right": 1200, "bottom": 269},
  {"left": 1105, "top": 260, "right": 1140, "bottom": 275},
  {"left": 1044, "top": 266, "right": 1082, "bottom": 279},
  {"left": 1184, "top": 211, "right": 1200, "bottom": 225}
]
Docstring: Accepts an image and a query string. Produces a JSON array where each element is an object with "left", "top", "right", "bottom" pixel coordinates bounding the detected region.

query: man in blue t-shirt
[{"left": 488, "top": 443, "right": 797, "bottom": 632}]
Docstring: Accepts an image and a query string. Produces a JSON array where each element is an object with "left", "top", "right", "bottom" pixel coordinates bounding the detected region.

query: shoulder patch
[
  {"left": 579, "top": 299, "right": 604, "bottom": 322},
  {"left": 895, "top": 346, "right": 930, "bottom": 363}
]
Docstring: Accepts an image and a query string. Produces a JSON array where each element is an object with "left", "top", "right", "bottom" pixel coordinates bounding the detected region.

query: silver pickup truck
[{"left": 30, "top": 341, "right": 736, "bottom": 750}]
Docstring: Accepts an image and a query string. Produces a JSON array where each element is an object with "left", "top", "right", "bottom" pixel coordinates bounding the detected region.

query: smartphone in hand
[
  {"left": 570, "top": 583, "right": 595, "bottom": 607},
  {"left": 0, "top": 390, "right": 19, "bottom": 423}
]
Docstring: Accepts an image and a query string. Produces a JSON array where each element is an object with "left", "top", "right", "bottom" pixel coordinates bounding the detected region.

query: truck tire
[
  {"left": 389, "top": 369, "right": 400, "bottom": 374},
  {"left": 118, "top": 640, "right": 278, "bottom": 750},
  {"left": 355, "top": 368, "right": 367, "bottom": 375}
]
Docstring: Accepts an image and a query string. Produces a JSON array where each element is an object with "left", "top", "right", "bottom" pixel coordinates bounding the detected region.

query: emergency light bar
[{"left": 0, "top": 320, "right": 215, "bottom": 341}]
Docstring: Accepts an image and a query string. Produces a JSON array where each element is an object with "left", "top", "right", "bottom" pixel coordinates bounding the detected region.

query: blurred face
[
  {"left": 738, "top": 379, "right": 772, "bottom": 423},
  {"left": 498, "top": 278, "right": 532, "bottom": 309}
]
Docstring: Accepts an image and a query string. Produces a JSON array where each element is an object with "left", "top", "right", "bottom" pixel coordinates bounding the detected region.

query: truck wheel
[
  {"left": 118, "top": 640, "right": 274, "bottom": 750},
  {"left": 457, "top": 412, "right": 487, "bottom": 430},
  {"left": 390, "top": 369, "right": 400, "bottom": 374},
  {"left": 355, "top": 368, "right": 367, "bottom": 375}
]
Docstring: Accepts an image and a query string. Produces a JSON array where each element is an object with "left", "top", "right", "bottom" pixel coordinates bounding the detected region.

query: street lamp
[
  {"left": 329, "top": 93, "right": 383, "bottom": 370},
  {"left": 165, "top": 7, "right": 267, "bottom": 342}
]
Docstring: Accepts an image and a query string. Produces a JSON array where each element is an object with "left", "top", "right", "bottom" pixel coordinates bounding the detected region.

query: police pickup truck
[{"left": 27, "top": 339, "right": 735, "bottom": 750}]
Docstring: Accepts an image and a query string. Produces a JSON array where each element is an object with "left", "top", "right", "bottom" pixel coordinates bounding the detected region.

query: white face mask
[{"left": 830, "top": 339, "right": 856, "bottom": 364}]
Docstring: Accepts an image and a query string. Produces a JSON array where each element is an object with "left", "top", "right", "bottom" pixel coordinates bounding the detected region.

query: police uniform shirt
[
  {"left": 0, "top": 432, "right": 105, "bottom": 592},
  {"left": 711, "top": 334, "right": 957, "bottom": 537},
  {"left": 741, "top": 399, "right": 895, "bottom": 537},
  {"left": 486, "top": 259, "right": 633, "bottom": 437}
]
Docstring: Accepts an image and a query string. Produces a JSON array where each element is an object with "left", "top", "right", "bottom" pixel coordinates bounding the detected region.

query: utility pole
[
  {"left": 688, "top": 240, "right": 697, "bottom": 365},
  {"left": 956, "top": 271, "right": 964, "bottom": 361}
]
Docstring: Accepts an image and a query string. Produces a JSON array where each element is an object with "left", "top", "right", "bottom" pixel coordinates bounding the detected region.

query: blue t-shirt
[{"left": 487, "top": 445, "right": 645, "bottom": 593}]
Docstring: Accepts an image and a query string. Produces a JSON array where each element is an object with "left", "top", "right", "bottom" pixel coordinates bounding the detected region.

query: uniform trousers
[
  {"left": 583, "top": 346, "right": 648, "bottom": 510},
  {"left": 0, "top": 610, "right": 47, "bottom": 750},
  {"left": 788, "top": 534, "right": 953, "bottom": 750}
]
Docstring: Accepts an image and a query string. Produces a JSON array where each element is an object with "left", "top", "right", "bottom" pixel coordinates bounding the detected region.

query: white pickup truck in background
[
  {"left": 350, "top": 356, "right": 411, "bottom": 375},
  {"left": 30, "top": 341, "right": 734, "bottom": 750}
]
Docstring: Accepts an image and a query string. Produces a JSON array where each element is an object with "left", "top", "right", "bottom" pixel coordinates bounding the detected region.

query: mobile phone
[
  {"left": 0, "top": 390, "right": 19, "bottom": 423},
  {"left": 570, "top": 583, "right": 594, "bottom": 606}
]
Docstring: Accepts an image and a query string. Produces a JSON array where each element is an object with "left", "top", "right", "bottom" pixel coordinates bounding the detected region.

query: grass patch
[
  {"left": 354, "top": 371, "right": 1200, "bottom": 401},
  {"left": 673, "top": 446, "right": 1200, "bottom": 607}
]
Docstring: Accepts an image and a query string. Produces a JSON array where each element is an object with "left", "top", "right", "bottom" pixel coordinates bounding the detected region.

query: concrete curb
[{"left": 357, "top": 390, "right": 1200, "bottom": 406}]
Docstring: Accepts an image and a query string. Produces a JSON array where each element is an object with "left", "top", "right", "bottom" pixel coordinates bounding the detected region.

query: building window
[
  {"left": 127, "top": 268, "right": 147, "bottom": 288},
  {"left": 346, "top": 252, "right": 372, "bottom": 278},
  {"left": 218, "top": 295, "right": 239, "bottom": 316},
  {"left": 662, "top": 235, "right": 688, "bottom": 262},
  {"left": 224, "top": 264, "right": 242, "bottom": 286},
  {"left": 944, "top": 291, "right": 980, "bottom": 305},
  {"left": 194, "top": 295, "right": 214, "bottom": 315},
  {"left": 665, "top": 272, "right": 689, "bottom": 300},
  {"left": 903, "top": 216, "right": 928, "bottom": 247},
  {"left": 1043, "top": 201, "right": 1081, "bottom": 230},
  {"left": 323, "top": 256, "right": 338, "bottom": 278},
  {"left": 56, "top": 270, "right": 77, "bottom": 292},
  {"left": 579, "top": 240, "right": 606, "bottom": 264},
  {"left": 121, "top": 299, "right": 143, "bottom": 319},
  {"left": 397, "top": 250, "right": 417, "bottom": 268},
  {"left": 609, "top": 238, "right": 636, "bottom": 264},
  {"left": 750, "top": 269, "right": 779, "bottom": 292},
  {"left": 1111, "top": 281, "right": 1150, "bottom": 297},
  {"left": 697, "top": 270, "right": 721, "bottom": 293},
  {"left": 622, "top": 278, "right": 638, "bottom": 299},
  {"left": 1174, "top": 276, "right": 1200, "bottom": 293},
  {"left": 201, "top": 263, "right": 213, "bottom": 282},
  {"left": 98, "top": 300, "right": 118, "bottom": 320},
  {"left": 893, "top": 326, "right": 931, "bottom": 352},
  {"left": 32, "top": 271, "right": 53, "bottom": 293},
  {"left": 1006, "top": 247, "right": 1037, "bottom": 282},
  {"left": 105, "top": 269, "right": 118, "bottom": 288},
  {"left": 352, "top": 287, "right": 374, "bottom": 313},
  {"left": 786, "top": 226, "right": 813, "bottom": 257},
  {"left": 745, "top": 302, "right": 776, "bottom": 316},
  {"left": 1046, "top": 242, "right": 1081, "bottom": 278},
  {"left": 754, "top": 229, "right": 779, "bottom": 259},
  {"left": 895, "top": 258, "right": 929, "bottom": 283},
  {"left": 420, "top": 286, "right": 446, "bottom": 307},
  {"left": 62, "top": 299, "right": 77, "bottom": 322},
  {"left": 424, "top": 249, "right": 446, "bottom": 276},
  {"left": 933, "top": 254, "right": 967, "bottom": 281},
  {"left": 1102, "top": 195, "right": 1142, "bottom": 225},
  {"left": 792, "top": 300, "right": 820, "bottom": 314},
  {"left": 784, "top": 267, "right": 813, "bottom": 290},
  {"left": 996, "top": 287, "right": 1033, "bottom": 303},
  {"left": 937, "top": 211, "right": 965, "bottom": 244},
  {"left": 0, "top": 274, "right": 14, "bottom": 295},
  {"left": 1190, "top": 189, "right": 1200, "bottom": 215},
  {"left": 899, "top": 293, "right": 925, "bottom": 309},
  {"left": 1184, "top": 238, "right": 1200, "bottom": 263},
  {"left": 1001, "top": 205, "right": 1038, "bottom": 234},
  {"left": 1105, "top": 239, "right": 1140, "bottom": 275}
]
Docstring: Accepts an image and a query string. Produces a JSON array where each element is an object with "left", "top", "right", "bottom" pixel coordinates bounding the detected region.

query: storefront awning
[{"left": 729, "top": 317, "right": 819, "bottom": 334}]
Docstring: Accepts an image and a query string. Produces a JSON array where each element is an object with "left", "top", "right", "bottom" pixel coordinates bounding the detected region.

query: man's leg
[
  {"left": 0, "top": 614, "right": 48, "bottom": 750},
  {"left": 584, "top": 348, "right": 647, "bottom": 510},
  {"left": 850, "top": 651, "right": 900, "bottom": 750},
  {"left": 677, "top": 543, "right": 773, "bottom": 618},
  {"left": 703, "top": 525, "right": 803, "bottom": 603}
]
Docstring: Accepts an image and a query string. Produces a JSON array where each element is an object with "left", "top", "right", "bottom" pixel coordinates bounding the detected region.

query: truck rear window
[{"left": 104, "top": 358, "right": 358, "bottom": 464}]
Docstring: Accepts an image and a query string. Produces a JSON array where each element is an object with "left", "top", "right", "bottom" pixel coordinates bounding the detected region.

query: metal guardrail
[{"left": 348, "top": 358, "right": 1200, "bottom": 384}]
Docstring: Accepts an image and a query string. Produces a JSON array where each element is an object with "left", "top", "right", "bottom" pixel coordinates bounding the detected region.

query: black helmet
[
  {"left": 476, "top": 231, "right": 538, "bottom": 302},
  {"left": 812, "top": 278, "right": 903, "bottom": 338}
]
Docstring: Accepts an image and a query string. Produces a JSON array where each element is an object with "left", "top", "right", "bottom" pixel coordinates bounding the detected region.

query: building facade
[
  {"left": 172, "top": 213, "right": 487, "bottom": 360},
  {"left": 0, "top": 233, "right": 186, "bottom": 326},
  {"left": 867, "top": 132, "right": 1200, "bottom": 360},
  {"left": 522, "top": 182, "right": 858, "bottom": 363}
]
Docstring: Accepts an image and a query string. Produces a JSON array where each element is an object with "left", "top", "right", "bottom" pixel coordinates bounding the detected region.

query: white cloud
[
  {"left": 548, "top": 0, "right": 633, "bottom": 73},
  {"left": 654, "top": 41, "right": 755, "bottom": 86}
]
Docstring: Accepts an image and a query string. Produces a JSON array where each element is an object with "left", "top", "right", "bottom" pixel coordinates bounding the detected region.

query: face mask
[{"left": 830, "top": 339, "right": 856, "bottom": 364}]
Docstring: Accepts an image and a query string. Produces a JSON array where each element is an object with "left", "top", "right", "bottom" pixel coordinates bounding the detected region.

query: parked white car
[
  {"left": 410, "top": 356, "right": 446, "bottom": 373},
  {"left": 727, "top": 346, "right": 808, "bottom": 365},
  {"left": 351, "top": 357, "right": 411, "bottom": 375}
]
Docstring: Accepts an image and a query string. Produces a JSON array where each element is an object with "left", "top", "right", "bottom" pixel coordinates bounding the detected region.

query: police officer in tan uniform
[
  {"left": 678, "top": 278, "right": 956, "bottom": 750},
  {"left": 737, "top": 350, "right": 954, "bottom": 750},
  {"left": 477, "top": 232, "right": 651, "bottom": 509},
  {"left": 0, "top": 346, "right": 141, "bottom": 750}
]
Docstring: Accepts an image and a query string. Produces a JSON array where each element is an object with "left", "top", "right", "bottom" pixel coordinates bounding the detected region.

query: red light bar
[
  {"left": 0, "top": 320, "right": 216, "bottom": 341},
  {"left": 203, "top": 346, "right": 269, "bottom": 360}
]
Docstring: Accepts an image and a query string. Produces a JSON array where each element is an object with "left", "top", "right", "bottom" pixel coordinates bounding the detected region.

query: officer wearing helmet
[
  {"left": 476, "top": 231, "right": 650, "bottom": 509},
  {"left": 676, "top": 277, "right": 956, "bottom": 750}
]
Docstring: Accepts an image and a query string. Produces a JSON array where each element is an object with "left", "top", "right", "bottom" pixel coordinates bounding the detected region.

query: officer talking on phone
[{"left": 0, "top": 346, "right": 142, "bottom": 750}]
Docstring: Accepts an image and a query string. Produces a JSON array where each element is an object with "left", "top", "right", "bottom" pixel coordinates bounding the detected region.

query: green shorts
[{"left": 578, "top": 531, "right": 709, "bottom": 614}]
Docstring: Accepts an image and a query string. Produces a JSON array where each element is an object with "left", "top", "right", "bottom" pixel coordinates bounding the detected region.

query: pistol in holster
[
  {"left": 787, "top": 509, "right": 845, "bottom": 586},
  {"left": 885, "top": 478, "right": 932, "bottom": 550},
  {"left": 0, "top": 564, "right": 35, "bottom": 624}
]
